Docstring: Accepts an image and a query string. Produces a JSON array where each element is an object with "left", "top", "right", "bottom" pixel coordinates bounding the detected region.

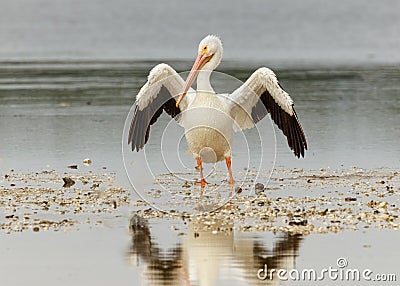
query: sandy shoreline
[
  {"left": 1, "top": 167, "right": 398, "bottom": 235},
  {"left": 0, "top": 170, "right": 129, "bottom": 233}
]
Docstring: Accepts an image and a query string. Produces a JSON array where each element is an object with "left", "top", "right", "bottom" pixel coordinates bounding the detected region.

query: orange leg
[
  {"left": 195, "top": 157, "right": 209, "bottom": 187},
  {"left": 225, "top": 156, "right": 235, "bottom": 184}
]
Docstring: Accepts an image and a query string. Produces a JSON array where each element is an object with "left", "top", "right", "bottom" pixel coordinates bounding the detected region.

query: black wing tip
[
  {"left": 292, "top": 147, "right": 304, "bottom": 158},
  {"left": 127, "top": 140, "right": 143, "bottom": 152},
  {"left": 292, "top": 108, "right": 307, "bottom": 159},
  {"left": 258, "top": 90, "right": 308, "bottom": 160},
  {"left": 293, "top": 136, "right": 307, "bottom": 158},
  {"left": 296, "top": 135, "right": 308, "bottom": 158}
]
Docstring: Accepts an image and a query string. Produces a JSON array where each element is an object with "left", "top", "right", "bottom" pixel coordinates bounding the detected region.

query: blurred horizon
[{"left": 1, "top": 0, "right": 399, "bottom": 66}]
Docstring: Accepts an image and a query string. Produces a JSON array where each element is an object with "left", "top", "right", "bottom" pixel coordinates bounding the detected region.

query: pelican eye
[{"left": 202, "top": 46, "right": 208, "bottom": 54}]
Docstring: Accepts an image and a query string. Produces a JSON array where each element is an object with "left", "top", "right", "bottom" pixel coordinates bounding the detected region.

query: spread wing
[
  {"left": 227, "top": 67, "right": 307, "bottom": 158},
  {"left": 128, "top": 63, "right": 194, "bottom": 151}
]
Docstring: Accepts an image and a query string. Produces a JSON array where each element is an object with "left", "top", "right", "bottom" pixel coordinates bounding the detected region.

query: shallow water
[
  {"left": 0, "top": 61, "right": 399, "bottom": 285},
  {"left": 1, "top": 61, "right": 400, "bottom": 174}
]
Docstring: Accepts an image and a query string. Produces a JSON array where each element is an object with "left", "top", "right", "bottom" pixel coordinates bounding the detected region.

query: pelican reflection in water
[{"left": 127, "top": 215, "right": 302, "bottom": 285}]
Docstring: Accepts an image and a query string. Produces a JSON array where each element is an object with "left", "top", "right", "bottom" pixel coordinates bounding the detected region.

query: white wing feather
[
  {"left": 136, "top": 63, "right": 194, "bottom": 111},
  {"left": 128, "top": 63, "right": 195, "bottom": 150},
  {"left": 227, "top": 67, "right": 294, "bottom": 130}
]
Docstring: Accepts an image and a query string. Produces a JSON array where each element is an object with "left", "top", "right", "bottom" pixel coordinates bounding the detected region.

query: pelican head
[
  {"left": 197, "top": 35, "right": 223, "bottom": 70},
  {"left": 176, "top": 35, "right": 223, "bottom": 107}
]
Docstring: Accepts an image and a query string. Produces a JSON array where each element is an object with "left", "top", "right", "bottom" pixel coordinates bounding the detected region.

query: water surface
[{"left": 0, "top": 61, "right": 399, "bottom": 285}]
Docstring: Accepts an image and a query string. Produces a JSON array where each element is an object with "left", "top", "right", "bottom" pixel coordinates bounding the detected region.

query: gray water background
[{"left": 1, "top": 0, "right": 400, "bottom": 64}]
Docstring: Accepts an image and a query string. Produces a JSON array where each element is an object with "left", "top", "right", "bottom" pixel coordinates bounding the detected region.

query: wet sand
[
  {"left": 2, "top": 167, "right": 398, "bottom": 235},
  {"left": 133, "top": 167, "right": 399, "bottom": 235},
  {"left": 1, "top": 169, "right": 130, "bottom": 233}
]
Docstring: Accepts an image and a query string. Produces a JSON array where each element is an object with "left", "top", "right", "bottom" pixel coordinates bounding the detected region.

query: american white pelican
[{"left": 128, "top": 35, "right": 307, "bottom": 186}]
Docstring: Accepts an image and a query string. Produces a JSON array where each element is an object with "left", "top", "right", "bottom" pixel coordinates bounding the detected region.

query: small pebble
[
  {"left": 62, "top": 177, "right": 75, "bottom": 188},
  {"left": 255, "top": 183, "right": 264, "bottom": 195},
  {"left": 90, "top": 183, "right": 99, "bottom": 190},
  {"left": 182, "top": 181, "right": 191, "bottom": 188}
]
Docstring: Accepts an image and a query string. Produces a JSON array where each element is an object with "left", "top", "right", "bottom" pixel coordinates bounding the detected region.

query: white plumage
[
  {"left": 128, "top": 35, "right": 307, "bottom": 185},
  {"left": 182, "top": 91, "right": 234, "bottom": 163},
  {"left": 135, "top": 63, "right": 194, "bottom": 111}
]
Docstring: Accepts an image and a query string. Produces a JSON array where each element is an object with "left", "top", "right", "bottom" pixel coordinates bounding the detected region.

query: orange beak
[{"left": 176, "top": 53, "right": 212, "bottom": 108}]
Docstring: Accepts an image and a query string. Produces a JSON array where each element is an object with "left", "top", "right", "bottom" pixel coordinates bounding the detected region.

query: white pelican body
[
  {"left": 128, "top": 35, "right": 307, "bottom": 186},
  {"left": 183, "top": 91, "right": 233, "bottom": 163}
]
